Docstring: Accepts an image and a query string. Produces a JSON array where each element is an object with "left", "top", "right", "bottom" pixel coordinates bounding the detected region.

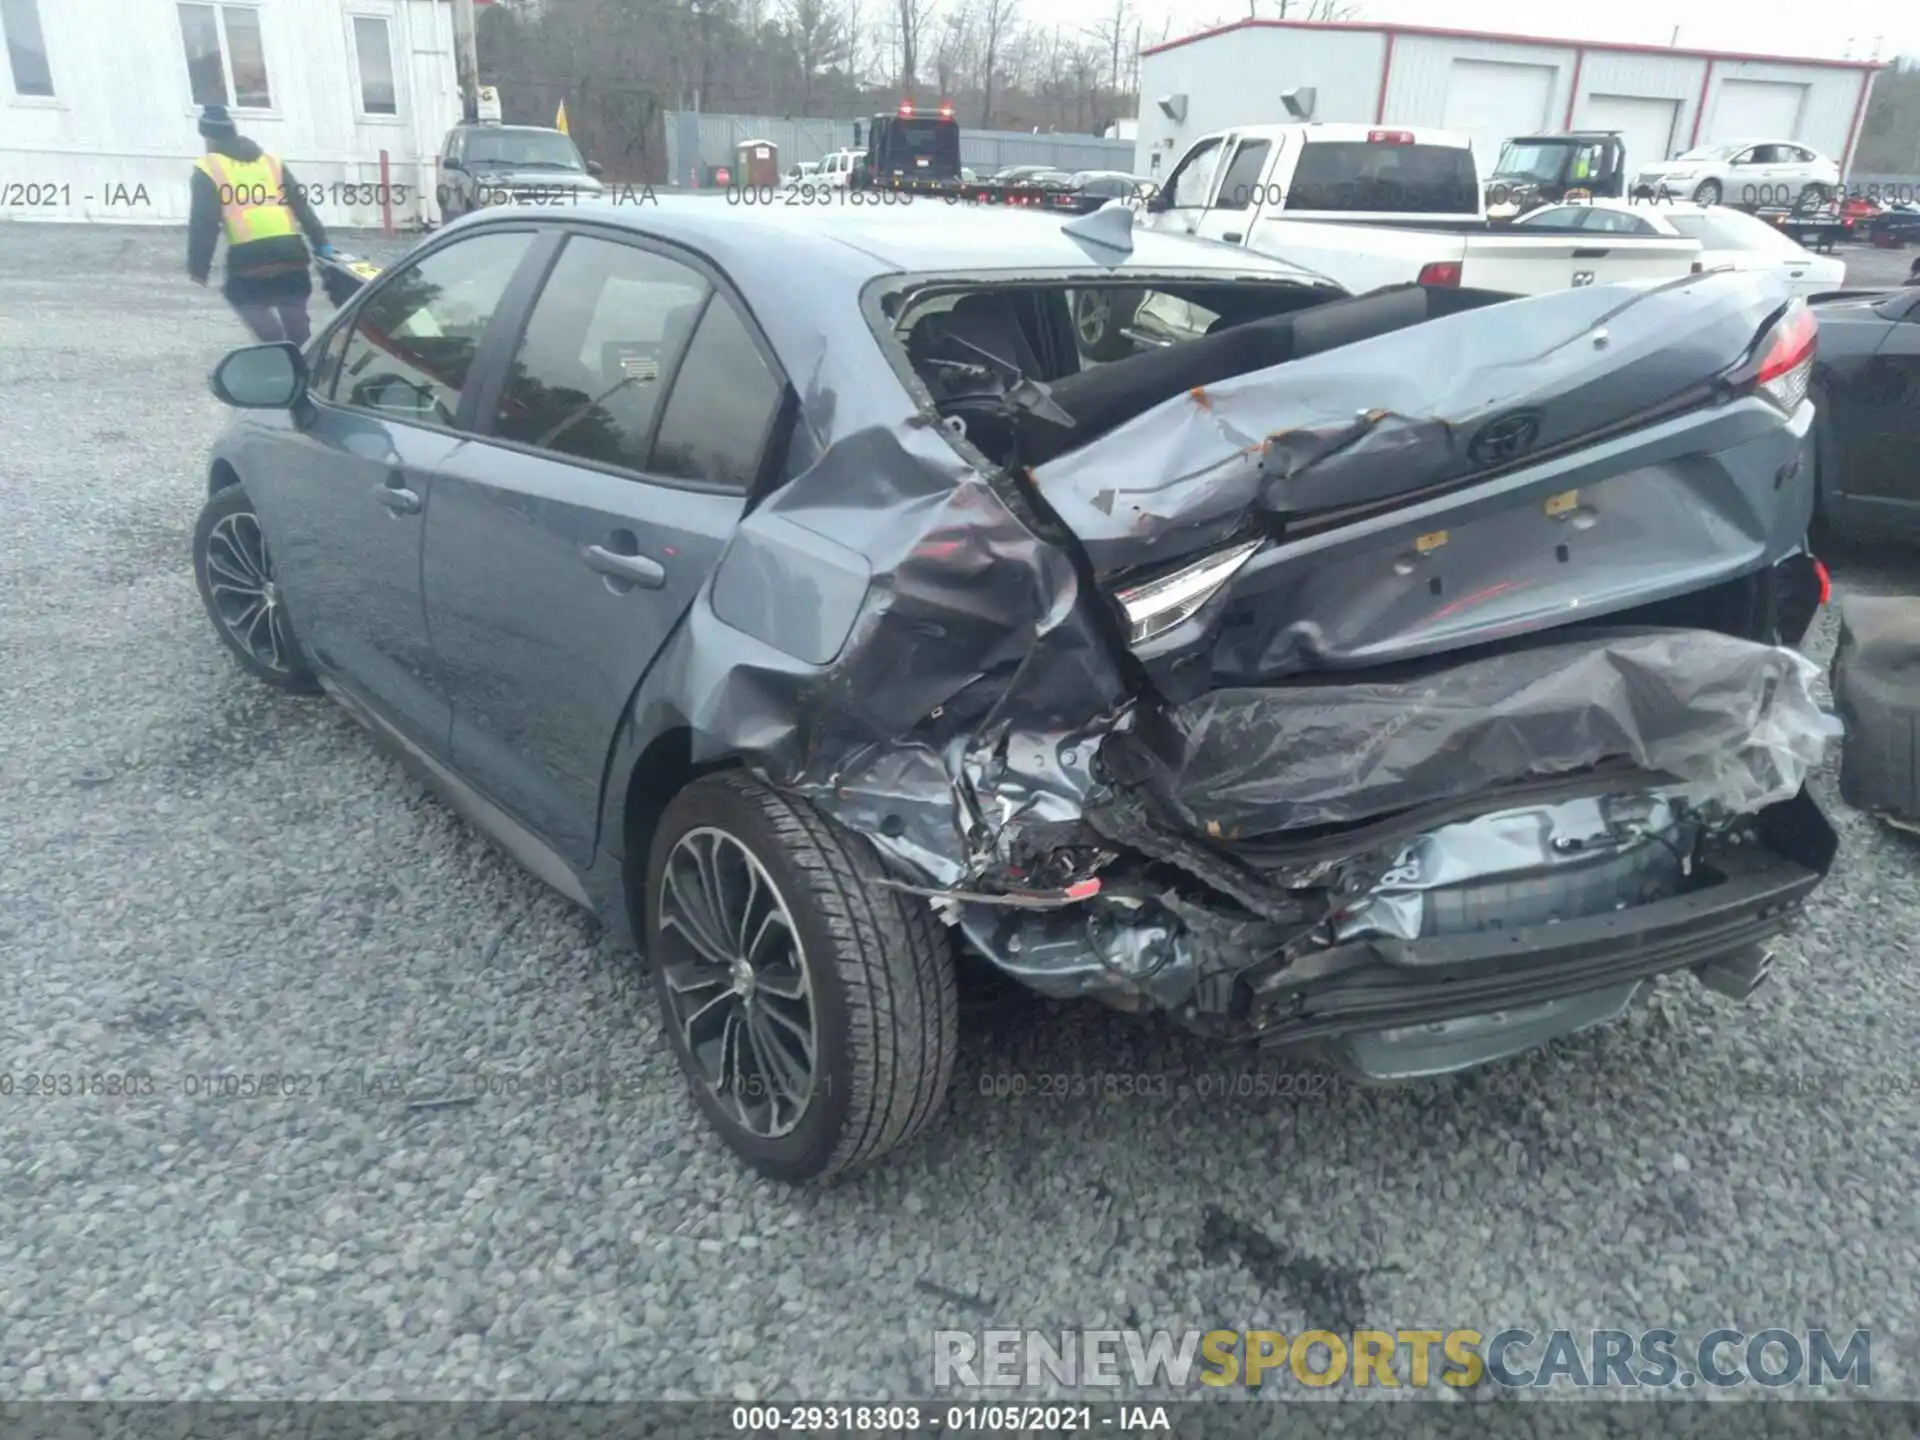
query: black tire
[
  {"left": 1832, "top": 597, "right": 1920, "bottom": 827},
  {"left": 645, "top": 771, "right": 959, "bottom": 1183},
  {"left": 1693, "top": 179, "right": 1723, "bottom": 207},
  {"left": 192, "top": 486, "right": 319, "bottom": 692},
  {"left": 1073, "top": 287, "right": 1143, "bottom": 362}
]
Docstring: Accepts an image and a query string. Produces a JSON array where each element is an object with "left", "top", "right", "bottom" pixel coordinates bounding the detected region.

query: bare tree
[
  {"left": 894, "top": 0, "right": 943, "bottom": 88},
  {"left": 1268, "top": 0, "right": 1361, "bottom": 16},
  {"left": 974, "top": 0, "right": 1016, "bottom": 126},
  {"left": 785, "top": 0, "right": 853, "bottom": 113},
  {"left": 932, "top": 4, "right": 971, "bottom": 100}
]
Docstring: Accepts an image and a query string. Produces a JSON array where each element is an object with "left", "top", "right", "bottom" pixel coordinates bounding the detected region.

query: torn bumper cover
[{"left": 950, "top": 629, "right": 1842, "bottom": 1055}]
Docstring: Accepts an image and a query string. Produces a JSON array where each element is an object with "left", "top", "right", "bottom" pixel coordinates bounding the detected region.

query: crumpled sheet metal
[
  {"left": 674, "top": 421, "right": 1129, "bottom": 886},
  {"left": 1143, "top": 628, "right": 1841, "bottom": 839},
  {"left": 1029, "top": 270, "right": 1794, "bottom": 575},
  {"left": 1331, "top": 793, "right": 1690, "bottom": 943}
]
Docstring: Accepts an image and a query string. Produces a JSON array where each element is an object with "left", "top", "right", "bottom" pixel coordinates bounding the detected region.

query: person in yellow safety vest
[{"left": 187, "top": 104, "right": 335, "bottom": 345}]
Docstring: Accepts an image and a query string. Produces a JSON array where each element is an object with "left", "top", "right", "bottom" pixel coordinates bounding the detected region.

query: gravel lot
[{"left": 2, "top": 224, "right": 1918, "bottom": 1403}]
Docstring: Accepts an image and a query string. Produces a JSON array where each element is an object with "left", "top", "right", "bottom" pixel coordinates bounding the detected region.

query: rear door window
[
  {"left": 490, "top": 234, "right": 711, "bottom": 472},
  {"left": 1213, "top": 140, "right": 1272, "bottom": 212},
  {"left": 1285, "top": 141, "right": 1479, "bottom": 214},
  {"left": 648, "top": 297, "right": 784, "bottom": 492}
]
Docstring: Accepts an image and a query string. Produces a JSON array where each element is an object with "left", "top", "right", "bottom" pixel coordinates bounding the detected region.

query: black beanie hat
[{"left": 198, "top": 104, "right": 237, "bottom": 138}]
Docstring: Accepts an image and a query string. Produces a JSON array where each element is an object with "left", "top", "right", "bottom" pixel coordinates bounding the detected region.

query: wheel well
[
  {"left": 209, "top": 460, "right": 242, "bottom": 496},
  {"left": 618, "top": 727, "right": 739, "bottom": 932}
]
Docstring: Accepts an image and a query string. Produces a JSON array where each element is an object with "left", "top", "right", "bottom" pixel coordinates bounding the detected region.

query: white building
[
  {"left": 1135, "top": 19, "right": 1881, "bottom": 183},
  {"left": 1, "top": 0, "right": 463, "bottom": 227}
]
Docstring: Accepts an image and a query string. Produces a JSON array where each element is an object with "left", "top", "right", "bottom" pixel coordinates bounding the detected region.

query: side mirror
[
  {"left": 587, "top": 160, "right": 604, "bottom": 177},
  {"left": 443, "top": 156, "right": 464, "bottom": 172},
  {"left": 210, "top": 343, "right": 305, "bottom": 409}
]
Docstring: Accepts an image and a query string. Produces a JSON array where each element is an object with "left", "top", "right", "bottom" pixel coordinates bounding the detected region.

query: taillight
[
  {"left": 1814, "top": 557, "right": 1832, "bottom": 608},
  {"left": 1368, "top": 129, "right": 1414, "bottom": 144},
  {"left": 1417, "top": 261, "right": 1462, "bottom": 287},
  {"left": 1753, "top": 300, "right": 1818, "bottom": 411}
]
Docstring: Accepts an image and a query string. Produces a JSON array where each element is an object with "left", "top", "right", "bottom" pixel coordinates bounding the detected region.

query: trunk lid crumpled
[{"left": 1030, "top": 270, "right": 1796, "bottom": 575}]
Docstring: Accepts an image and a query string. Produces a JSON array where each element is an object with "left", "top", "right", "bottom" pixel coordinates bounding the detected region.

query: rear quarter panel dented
[{"left": 623, "top": 422, "right": 1132, "bottom": 888}]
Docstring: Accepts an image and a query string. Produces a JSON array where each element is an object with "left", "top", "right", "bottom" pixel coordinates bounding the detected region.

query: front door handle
[
  {"left": 1222, "top": 231, "right": 1243, "bottom": 244},
  {"left": 378, "top": 483, "right": 421, "bottom": 515},
  {"left": 585, "top": 544, "right": 666, "bottom": 589}
]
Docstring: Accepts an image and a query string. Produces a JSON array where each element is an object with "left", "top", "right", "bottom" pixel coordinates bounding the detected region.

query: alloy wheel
[
  {"left": 1074, "top": 289, "right": 1112, "bottom": 346},
  {"left": 203, "top": 511, "right": 297, "bottom": 675},
  {"left": 656, "top": 826, "right": 818, "bottom": 1138}
]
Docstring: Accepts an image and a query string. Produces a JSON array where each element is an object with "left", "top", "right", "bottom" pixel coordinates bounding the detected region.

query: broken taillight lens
[
  {"left": 1417, "top": 261, "right": 1462, "bottom": 287},
  {"left": 1114, "top": 540, "right": 1263, "bottom": 644},
  {"left": 1752, "top": 300, "right": 1818, "bottom": 412}
]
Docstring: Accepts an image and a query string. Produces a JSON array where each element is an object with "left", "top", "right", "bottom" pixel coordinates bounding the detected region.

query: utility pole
[{"left": 451, "top": 0, "right": 481, "bottom": 123}]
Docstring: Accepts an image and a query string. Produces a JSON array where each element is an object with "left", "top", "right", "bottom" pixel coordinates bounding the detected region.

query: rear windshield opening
[
  {"left": 886, "top": 277, "right": 1499, "bottom": 472},
  {"left": 1286, "top": 142, "right": 1479, "bottom": 214}
]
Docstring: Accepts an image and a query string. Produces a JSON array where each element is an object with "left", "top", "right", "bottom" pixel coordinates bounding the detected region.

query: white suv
[{"left": 817, "top": 150, "right": 862, "bottom": 189}]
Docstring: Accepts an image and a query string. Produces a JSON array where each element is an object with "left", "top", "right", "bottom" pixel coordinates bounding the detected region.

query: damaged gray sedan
[{"left": 192, "top": 199, "right": 1841, "bottom": 1181}]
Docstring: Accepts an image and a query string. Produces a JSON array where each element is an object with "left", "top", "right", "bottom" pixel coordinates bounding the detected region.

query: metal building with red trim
[{"left": 1134, "top": 19, "right": 1881, "bottom": 185}]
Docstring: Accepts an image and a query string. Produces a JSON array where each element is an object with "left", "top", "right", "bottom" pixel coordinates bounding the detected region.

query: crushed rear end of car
[{"left": 692, "top": 255, "right": 1840, "bottom": 1077}]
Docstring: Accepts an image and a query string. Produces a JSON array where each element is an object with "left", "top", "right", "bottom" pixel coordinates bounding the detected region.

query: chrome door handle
[
  {"left": 1222, "top": 231, "right": 1243, "bottom": 243},
  {"left": 378, "top": 484, "right": 421, "bottom": 515},
  {"left": 584, "top": 544, "right": 666, "bottom": 589}
]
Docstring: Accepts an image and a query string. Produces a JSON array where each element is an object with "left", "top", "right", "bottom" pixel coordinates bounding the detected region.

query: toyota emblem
[{"left": 1468, "top": 410, "right": 1543, "bottom": 466}]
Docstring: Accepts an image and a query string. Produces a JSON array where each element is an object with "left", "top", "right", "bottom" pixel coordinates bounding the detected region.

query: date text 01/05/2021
[{"left": 730, "top": 1404, "right": 1175, "bottom": 1433}]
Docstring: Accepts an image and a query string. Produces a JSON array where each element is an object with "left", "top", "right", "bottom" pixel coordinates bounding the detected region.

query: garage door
[
  {"left": 1707, "top": 80, "right": 1808, "bottom": 144},
  {"left": 1582, "top": 94, "right": 1680, "bottom": 169},
  {"left": 1442, "top": 60, "right": 1557, "bottom": 163}
]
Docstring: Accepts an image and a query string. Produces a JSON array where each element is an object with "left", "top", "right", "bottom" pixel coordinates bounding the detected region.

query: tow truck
[{"left": 850, "top": 101, "right": 967, "bottom": 197}]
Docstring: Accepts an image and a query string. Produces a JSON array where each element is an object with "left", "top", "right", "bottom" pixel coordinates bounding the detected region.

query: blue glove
[{"left": 315, "top": 243, "right": 338, "bottom": 260}]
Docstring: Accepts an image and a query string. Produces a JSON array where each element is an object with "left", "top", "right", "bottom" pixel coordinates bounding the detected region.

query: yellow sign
[
  {"left": 1414, "top": 530, "right": 1448, "bottom": 553},
  {"left": 1545, "top": 489, "right": 1579, "bottom": 517},
  {"left": 555, "top": 100, "right": 570, "bottom": 135},
  {"left": 1565, "top": 188, "right": 1592, "bottom": 202}
]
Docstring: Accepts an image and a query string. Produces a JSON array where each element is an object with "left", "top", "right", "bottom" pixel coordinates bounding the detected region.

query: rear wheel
[
  {"left": 1073, "top": 287, "right": 1143, "bottom": 362},
  {"left": 1693, "top": 179, "right": 1723, "bottom": 207},
  {"left": 645, "top": 771, "right": 959, "bottom": 1182},
  {"left": 192, "top": 486, "right": 318, "bottom": 692}
]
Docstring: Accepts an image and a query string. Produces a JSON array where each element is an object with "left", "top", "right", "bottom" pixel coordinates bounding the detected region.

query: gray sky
[{"left": 1078, "top": 0, "right": 1914, "bottom": 65}]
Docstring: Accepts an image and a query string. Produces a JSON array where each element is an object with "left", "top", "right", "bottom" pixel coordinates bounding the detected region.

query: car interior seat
[{"left": 1021, "top": 285, "right": 1439, "bottom": 466}]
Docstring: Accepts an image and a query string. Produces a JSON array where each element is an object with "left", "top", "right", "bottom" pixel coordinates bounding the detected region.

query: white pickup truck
[{"left": 1078, "top": 123, "right": 1703, "bottom": 357}]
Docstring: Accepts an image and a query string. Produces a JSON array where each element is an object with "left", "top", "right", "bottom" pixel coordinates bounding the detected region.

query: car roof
[{"left": 448, "top": 198, "right": 1333, "bottom": 287}]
